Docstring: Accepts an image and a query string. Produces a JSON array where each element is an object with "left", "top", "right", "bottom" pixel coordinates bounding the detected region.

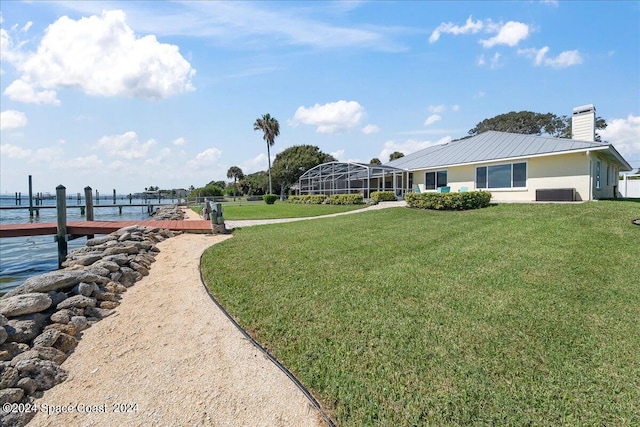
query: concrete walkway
[{"left": 224, "top": 201, "right": 407, "bottom": 229}]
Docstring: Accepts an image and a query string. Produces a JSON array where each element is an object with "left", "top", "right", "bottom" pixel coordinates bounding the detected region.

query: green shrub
[
  {"left": 327, "top": 194, "right": 364, "bottom": 205},
  {"left": 370, "top": 191, "right": 397, "bottom": 202},
  {"left": 405, "top": 191, "right": 491, "bottom": 210},
  {"left": 288, "top": 195, "right": 327, "bottom": 204},
  {"left": 263, "top": 194, "right": 277, "bottom": 204}
]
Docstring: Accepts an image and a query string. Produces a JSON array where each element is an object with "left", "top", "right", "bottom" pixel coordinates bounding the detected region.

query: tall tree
[
  {"left": 271, "top": 145, "right": 336, "bottom": 198},
  {"left": 369, "top": 157, "right": 382, "bottom": 165},
  {"left": 226, "top": 166, "right": 244, "bottom": 201},
  {"left": 468, "top": 111, "right": 607, "bottom": 141},
  {"left": 389, "top": 151, "right": 405, "bottom": 161},
  {"left": 253, "top": 113, "right": 280, "bottom": 194}
]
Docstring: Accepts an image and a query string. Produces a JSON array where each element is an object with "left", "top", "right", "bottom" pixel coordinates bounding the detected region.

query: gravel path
[
  {"left": 28, "top": 202, "right": 405, "bottom": 426},
  {"left": 28, "top": 230, "right": 324, "bottom": 426}
]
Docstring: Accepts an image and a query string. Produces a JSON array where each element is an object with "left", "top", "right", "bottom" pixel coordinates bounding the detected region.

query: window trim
[
  {"left": 424, "top": 170, "right": 448, "bottom": 191},
  {"left": 595, "top": 159, "right": 601, "bottom": 189},
  {"left": 475, "top": 161, "right": 528, "bottom": 190}
]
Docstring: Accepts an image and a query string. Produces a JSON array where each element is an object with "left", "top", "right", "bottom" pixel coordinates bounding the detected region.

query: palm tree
[
  {"left": 253, "top": 113, "right": 280, "bottom": 194},
  {"left": 226, "top": 166, "right": 244, "bottom": 201}
]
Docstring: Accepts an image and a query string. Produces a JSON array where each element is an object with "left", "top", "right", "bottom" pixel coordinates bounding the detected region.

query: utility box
[{"left": 536, "top": 188, "right": 576, "bottom": 202}]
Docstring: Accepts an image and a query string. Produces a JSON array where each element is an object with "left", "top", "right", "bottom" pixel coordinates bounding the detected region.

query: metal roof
[
  {"left": 300, "top": 161, "right": 404, "bottom": 180},
  {"left": 385, "top": 130, "right": 631, "bottom": 171}
]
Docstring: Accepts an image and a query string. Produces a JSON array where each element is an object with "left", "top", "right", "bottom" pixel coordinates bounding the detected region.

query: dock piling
[
  {"left": 28, "top": 175, "right": 34, "bottom": 218},
  {"left": 84, "top": 186, "right": 94, "bottom": 239},
  {"left": 56, "top": 185, "right": 68, "bottom": 267}
]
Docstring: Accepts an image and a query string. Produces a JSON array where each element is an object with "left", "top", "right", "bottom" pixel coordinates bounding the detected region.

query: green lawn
[
  {"left": 189, "top": 200, "right": 366, "bottom": 220},
  {"left": 201, "top": 202, "right": 640, "bottom": 426}
]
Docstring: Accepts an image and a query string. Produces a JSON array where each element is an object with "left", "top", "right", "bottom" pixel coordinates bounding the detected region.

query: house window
[
  {"left": 425, "top": 170, "right": 447, "bottom": 190},
  {"left": 476, "top": 162, "right": 527, "bottom": 189},
  {"left": 596, "top": 160, "right": 601, "bottom": 189},
  {"left": 408, "top": 173, "right": 414, "bottom": 190},
  {"left": 606, "top": 164, "right": 610, "bottom": 186}
]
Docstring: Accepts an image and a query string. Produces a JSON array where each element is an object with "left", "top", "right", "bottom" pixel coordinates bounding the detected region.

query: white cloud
[
  {"left": 0, "top": 110, "right": 27, "bottom": 130},
  {"left": 380, "top": 137, "right": 451, "bottom": 162},
  {"left": 10, "top": 10, "right": 195, "bottom": 101},
  {"left": 361, "top": 124, "right": 380, "bottom": 134},
  {"left": 96, "top": 131, "right": 157, "bottom": 159},
  {"left": 241, "top": 153, "right": 268, "bottom": 174},
  {"left": 599, "top": 115, "right": 640, "bottom": 167},
  {"left": 490, "top": 52, "right": 502, "bottom": 68},
  {"left": 187, "top": 147, "right": 223, "bottom": 170},
  {"left": 518, "top": 46, "right": 583, "bottom": 68},
  {"left": 292, "top": 100, "right": 365, "bottom": 134},
  {"left": 480, "top": 21, "right": 529, "bottom": 48},
  {"left": 429, "top": 16, "right": 483, "bottom": 43},
  {"left": 172, "top": 137, "right": 186, "bottom": 146},
  {"left": 4, "top": 78, "right": 60, "bottom": 105},
  {"left": 452, "top": 105, "right": 460, "bottom": 112},
  {"left": 0, "top": 143, "right": 31, "bottom": 159},
  {"left": 52, "top": 154, "right": 103, "bottom": 172},
  {"left": 330, "top": 149, "right": 345, "bottom": 160},
  {"left": 424, "top": 114, "right": 442, "bottom": 126},
  {"left": 430, "top": 17, "right": 529, "bottom": 48},
  {"left": 428, "top": 105, "right": 446, "bottom": 113}
]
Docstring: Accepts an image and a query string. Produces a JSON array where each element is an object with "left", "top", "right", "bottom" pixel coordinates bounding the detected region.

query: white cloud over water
[{"left": 96, "top": 131, "right": 157, "bottom": 159}]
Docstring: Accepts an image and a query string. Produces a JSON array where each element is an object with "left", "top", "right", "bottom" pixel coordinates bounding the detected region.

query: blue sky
[{"left": 1, "top": 0, "right": 639, "bottom": 194}]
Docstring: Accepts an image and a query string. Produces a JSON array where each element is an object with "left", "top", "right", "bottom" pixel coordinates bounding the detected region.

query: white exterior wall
[
  {"left": 590, "top": 152, "right": 619, "bottom": 200},
  {"left": 410, "top": 152, "right": 593, "bottom": 202}
]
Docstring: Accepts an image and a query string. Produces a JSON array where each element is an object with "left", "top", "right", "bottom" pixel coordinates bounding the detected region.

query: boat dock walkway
[{"left": 0, "top": 220, "right": 213, "bottom": 238}]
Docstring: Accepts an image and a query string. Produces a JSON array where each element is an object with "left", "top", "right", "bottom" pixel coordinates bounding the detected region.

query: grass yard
[
  {"left": 201, "top": 201, "right": 640, "bottom": 426},
  {"left": 189, "top": 200, "right": 366, "bottom": 220}
]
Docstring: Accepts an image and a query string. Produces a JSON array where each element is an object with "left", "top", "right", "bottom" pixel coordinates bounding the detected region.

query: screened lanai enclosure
[{"left": 297, "top": 161, "right": 410, "bottom": 198}]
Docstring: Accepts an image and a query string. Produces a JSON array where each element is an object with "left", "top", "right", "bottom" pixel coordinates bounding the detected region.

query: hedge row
[
  {"left": 404, "top": 191, "right": 491, "bottom": 210},
  {"left": 288, "top": 195, "right": 328, "bottom": 204},
  {"left": 327, "top": 194, "right": 364, "bottom": 205},
  {"left": 288, "top": 194, "right": 364, "bottom": 205},
  {"left": 370, "top": 191, "right": 397, "bottom": 202}
]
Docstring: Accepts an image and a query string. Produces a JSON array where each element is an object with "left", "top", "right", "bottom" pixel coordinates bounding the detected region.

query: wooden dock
[{"left": 0, "top": 220, "right": 213, "bottom": 238}]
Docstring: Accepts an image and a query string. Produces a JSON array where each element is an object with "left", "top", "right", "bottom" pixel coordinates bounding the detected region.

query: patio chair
[
  {"left": 437, "top": 186, "right": 450, "bottom": 193},
  {"left": 414, "top": 185, "right": 421, "bottom": 193},
  {"left": 459, "top": 186, "right": 468, "bottom": 192}
]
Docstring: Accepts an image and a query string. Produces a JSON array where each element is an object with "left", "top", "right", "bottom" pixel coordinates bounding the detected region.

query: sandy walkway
[{"left": 29, "top": 216, "right": 326, "bottom": 426}]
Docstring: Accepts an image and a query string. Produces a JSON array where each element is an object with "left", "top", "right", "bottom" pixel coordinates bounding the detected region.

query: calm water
[{"left": 0, "top": 195, "right": 174, "bottom": 295}]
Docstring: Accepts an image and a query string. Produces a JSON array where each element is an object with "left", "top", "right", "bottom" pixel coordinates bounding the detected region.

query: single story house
[
  {"left": 297, "top": 105, "right": 633, "bottom": 202},
  {"left": 386, "top": 130, "right": 632, "bottom": 201}
]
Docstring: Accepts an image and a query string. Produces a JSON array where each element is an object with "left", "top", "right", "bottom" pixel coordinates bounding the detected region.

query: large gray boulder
[
  {"left": 56, "top": 295, "right": 96, "bottom": 310},
  {"left": 4, "top": 270, "right": 108, "bottom": 297},
  {"left": 0, "top": 293, "right": 52, "bottom": 318},
  {"left": 5, "top": 314, "right": 48, "bottom": 343}
]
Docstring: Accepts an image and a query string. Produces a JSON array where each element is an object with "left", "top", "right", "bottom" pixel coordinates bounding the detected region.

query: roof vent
[{"left": 572, "top": 104, "right": 595, "bottom": 141}]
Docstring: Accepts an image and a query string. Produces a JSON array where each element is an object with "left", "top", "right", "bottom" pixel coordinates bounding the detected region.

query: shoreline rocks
[
  {"left": 0, "top": 225, "right": 180, "bottom": 427},
  {"left": 150, "top": 204, "right": 185, "bottom": 220}
]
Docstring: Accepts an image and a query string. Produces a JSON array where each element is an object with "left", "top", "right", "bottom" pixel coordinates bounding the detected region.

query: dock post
[
  {"left": 84, "top": 186, "right": 94, "bottom": 239},
  {"left": 56, "top": 185, "right": 68, "bottom": 267},
  {"left": 28, "top": 175, "right": 34, "bottom": 218},
  {"left": 84, "top": 187, "right": 94, "bottom": 222},
  {"left": 113, "top": 189, "right": 116, "bottom": 204}
]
